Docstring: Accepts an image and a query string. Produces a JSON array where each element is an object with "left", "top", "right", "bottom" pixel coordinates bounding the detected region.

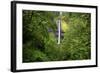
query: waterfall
[{"left": 57, "top": 12, "right": 62, "bottom": 44}]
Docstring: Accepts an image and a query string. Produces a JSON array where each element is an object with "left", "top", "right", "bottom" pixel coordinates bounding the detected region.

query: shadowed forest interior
[{"left": 22, "top": 10, "right": 91, "bottom": 63}]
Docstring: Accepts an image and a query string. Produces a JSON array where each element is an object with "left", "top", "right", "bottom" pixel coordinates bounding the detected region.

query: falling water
[{"left": 57, "top": 12, "right": 62, "bottom": 44}]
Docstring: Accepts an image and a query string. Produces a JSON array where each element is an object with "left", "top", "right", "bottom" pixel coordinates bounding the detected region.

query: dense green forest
[{"left": 22, "top": 10, "right": 91, "bottom": 62}]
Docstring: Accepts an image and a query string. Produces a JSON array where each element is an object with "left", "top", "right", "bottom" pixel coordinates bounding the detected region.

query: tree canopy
[{"left": 23, "top": 10, "right": 91, "bottom": 62}]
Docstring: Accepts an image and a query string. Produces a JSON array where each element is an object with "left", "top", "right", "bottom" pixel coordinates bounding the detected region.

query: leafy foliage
[{"left": 23, "top": 10, "right": 91, "bottom": 62}]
